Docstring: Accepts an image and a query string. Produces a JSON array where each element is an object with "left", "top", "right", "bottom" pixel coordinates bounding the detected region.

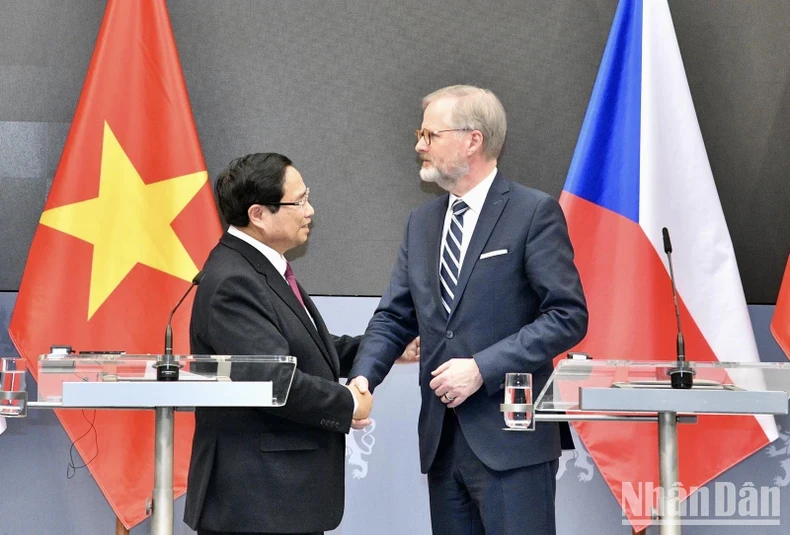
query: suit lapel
[
  {"left": 301, "top": 288, "right": 340, "bottom": 376},
  {"left": 266, "top": 274, "right": 335, "bottom": 371},
  {"left": 450, "top": 174, "right": 510, "bottom": 319},
  {"left": 428, "top": 195, "right": 450, "bottom": 320},
  {"left": 219, "top": 234, "right": 335, "bottom": 370}
]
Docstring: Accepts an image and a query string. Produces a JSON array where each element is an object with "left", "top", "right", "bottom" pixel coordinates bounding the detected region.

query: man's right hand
[
  {"left": 347, "top": 382, "right": 373, "bottom": 420},
  {"left": 348, "top": 376, "right": 372, "bottom": 429},
  {"left": 349, "top": 375, "right": 369, "bottom": 394}
]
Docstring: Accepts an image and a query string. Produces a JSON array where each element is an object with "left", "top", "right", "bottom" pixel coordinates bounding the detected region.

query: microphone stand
[
  {"left": 662, "top": 228, "right": 694, "bottom": 390},
  {"left": 150, "top": 270, "right": 203, "bottom": 535},
  {"left": 158, "top": 271, "right": 203, "bottom": 381}
]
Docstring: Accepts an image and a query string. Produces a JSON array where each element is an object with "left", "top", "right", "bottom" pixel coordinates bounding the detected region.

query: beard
[{"left": 419, "top": 155, "right": 469, "bottom": 192}]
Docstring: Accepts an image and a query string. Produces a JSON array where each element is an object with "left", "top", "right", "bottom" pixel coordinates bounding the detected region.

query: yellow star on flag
[{"left": 39, "top": 121, "right": 208, "bottom": 320}]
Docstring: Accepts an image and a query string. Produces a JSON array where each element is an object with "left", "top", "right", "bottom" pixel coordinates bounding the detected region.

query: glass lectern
[
  {"left": 1, "top": 353, "right": 297, "bottom": 535},
  {"left": 514, "top": 360, "right": 790, "bottom": 535}
]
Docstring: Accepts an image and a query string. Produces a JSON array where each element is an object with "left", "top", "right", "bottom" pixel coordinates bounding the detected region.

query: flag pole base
[{"left": 115, "top": 516, "right": 129, "bottom": 535}]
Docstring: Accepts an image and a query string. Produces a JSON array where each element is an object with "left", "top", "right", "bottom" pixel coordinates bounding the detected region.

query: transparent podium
[
  {"left": 2, "top": 353, "right": 297, "bottom": 535},
  {"left": 503, "top": 360, "right": 790, "bottom": 535}
]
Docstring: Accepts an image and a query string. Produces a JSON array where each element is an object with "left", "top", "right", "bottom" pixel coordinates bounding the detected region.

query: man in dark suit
[
  {"left": 349, "top": 86, "right": 588, "bottom": 535},
  {"left": 184, "top": 153, "right": 373, "bottom": 535}
]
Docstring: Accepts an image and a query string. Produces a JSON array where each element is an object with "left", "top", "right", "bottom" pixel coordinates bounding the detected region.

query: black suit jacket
[
  {"left": 184, "top": 233, "right": 360, "bottom": 533},
  {"left": 351, "top": 173, "right": 588, "bottom": 473}
]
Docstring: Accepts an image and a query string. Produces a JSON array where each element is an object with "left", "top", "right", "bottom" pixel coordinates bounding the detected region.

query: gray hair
[{"left": 422, "top": 85, "right": 507, "bottom": 160}]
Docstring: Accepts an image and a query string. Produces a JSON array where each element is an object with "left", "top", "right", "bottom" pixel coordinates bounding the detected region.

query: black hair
[{"left": 214, "top": 152, "right": 293, "bottom": 226}]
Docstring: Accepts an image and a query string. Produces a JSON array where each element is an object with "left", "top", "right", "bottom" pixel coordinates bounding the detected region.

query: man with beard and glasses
[{"left": 349, "top": 85, "right": 588, "bottom": 535}]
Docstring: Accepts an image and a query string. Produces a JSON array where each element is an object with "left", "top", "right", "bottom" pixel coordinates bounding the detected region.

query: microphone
[
  {"left": 159, "top": 270, "right": 204, "bottom": 380},
  {"left": 662, "top": 228, "right": 694, "bottom": 389}
]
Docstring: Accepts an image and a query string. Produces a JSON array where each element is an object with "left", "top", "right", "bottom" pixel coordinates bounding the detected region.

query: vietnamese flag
[
  {"left": 8, "top": 0, "right": 221, "bottom": 529},
  {"left": 772, "top": 256, "right": 790, "bottom": 358}
]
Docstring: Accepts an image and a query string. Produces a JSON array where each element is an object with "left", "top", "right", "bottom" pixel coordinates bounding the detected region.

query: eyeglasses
[
  {"left": 415, "top": 128, "right": 471, "bottom": 146},
  {"left": 266, "top": 188, "right": 310, "bottom": 212}
]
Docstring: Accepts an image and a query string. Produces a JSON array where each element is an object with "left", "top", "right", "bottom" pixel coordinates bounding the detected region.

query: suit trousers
[{"left": 427, "top": 410, "right": 559, "bottom": 535}]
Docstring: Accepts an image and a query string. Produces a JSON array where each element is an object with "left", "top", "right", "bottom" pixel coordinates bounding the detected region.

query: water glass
[
  {"left": 503, "top": 372, "right": 532, "bottom": 429},
  {"left": 0, "top": 358, "right": 27, "bottom": 416}
]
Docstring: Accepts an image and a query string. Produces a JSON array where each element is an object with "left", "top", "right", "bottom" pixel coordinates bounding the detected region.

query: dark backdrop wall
[{"left": 1, "top": 0, "right": 788, "bottom": 303}]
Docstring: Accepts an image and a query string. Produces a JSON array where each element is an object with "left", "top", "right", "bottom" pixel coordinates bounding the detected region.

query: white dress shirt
[
  {"left": 440, "top": 167, "right": 498, "bottom": 275},
  {"left": 227, "top": 226, "right": 315, "bottom": 325}
]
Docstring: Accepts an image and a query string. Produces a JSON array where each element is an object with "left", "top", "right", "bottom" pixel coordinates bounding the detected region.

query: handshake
[
  {"left": 346, "top": 378, "right": 373, "bottom": 429},
  {"left": 344, "top": 337, "right": 420, "bottom": 430}
]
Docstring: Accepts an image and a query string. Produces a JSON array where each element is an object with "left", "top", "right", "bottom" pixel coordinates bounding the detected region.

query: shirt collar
[
  {"left": 449, "top": 167, "right": 498, "bottom": 214},
  {"left": 228, "top": 225, "right": 288, "bottom": 278}
]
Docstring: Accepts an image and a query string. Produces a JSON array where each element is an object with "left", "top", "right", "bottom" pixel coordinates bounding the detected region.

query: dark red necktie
[{"left": 284, "top": 262, "right": 306, "bottom": 308}]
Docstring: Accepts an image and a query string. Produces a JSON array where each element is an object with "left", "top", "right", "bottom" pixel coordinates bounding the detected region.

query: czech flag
[
  {"left": 771, "top": 256, "right": 790, "bottom": 358},
  {"left": 558, "top": 0, "right": 778, "bottom": 529}
]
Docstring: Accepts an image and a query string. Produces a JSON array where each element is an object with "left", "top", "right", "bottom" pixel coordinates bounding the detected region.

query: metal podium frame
[
  {"left": 523, "top": 359, "right": 790, "bottom": 535},
  {"left": 2, "top": 353, "right": 297, "bottom": 535}
]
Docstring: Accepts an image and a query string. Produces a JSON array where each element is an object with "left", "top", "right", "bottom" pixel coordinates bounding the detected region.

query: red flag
[
  {"left": 8, "top": 0, "right": 221, "bottom": 529},
  {"left": 771, "top": 256, "right": 790, "bottom": 358}
]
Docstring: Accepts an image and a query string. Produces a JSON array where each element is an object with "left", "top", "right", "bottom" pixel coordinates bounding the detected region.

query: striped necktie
[{"left": 439, "top": 199, "right": 470, "bottom": 314}]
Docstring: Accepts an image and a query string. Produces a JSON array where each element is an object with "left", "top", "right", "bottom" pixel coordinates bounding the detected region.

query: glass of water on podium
[
  {"left": 0, "top": 358, "right": 27, "bottom": 417},
  {"left": 503, "top": 372, "right": 532, "bottom": 429}
]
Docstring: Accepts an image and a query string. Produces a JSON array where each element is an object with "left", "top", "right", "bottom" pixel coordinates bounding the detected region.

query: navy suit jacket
[{"left": 350, "top": 173, "right": 588, "bottom": 473}]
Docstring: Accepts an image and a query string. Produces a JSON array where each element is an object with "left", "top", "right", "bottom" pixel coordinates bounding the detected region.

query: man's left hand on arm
[{"left": 429, "top": 357, "right": 484, "bottom": 409}]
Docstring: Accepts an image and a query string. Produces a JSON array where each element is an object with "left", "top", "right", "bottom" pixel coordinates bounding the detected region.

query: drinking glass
[
  {"left": 0, "top": 358, "right": 27, "bottom": 416},
  {"left": 503, "top": 372, "right": 532, "bottom": 429}
]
